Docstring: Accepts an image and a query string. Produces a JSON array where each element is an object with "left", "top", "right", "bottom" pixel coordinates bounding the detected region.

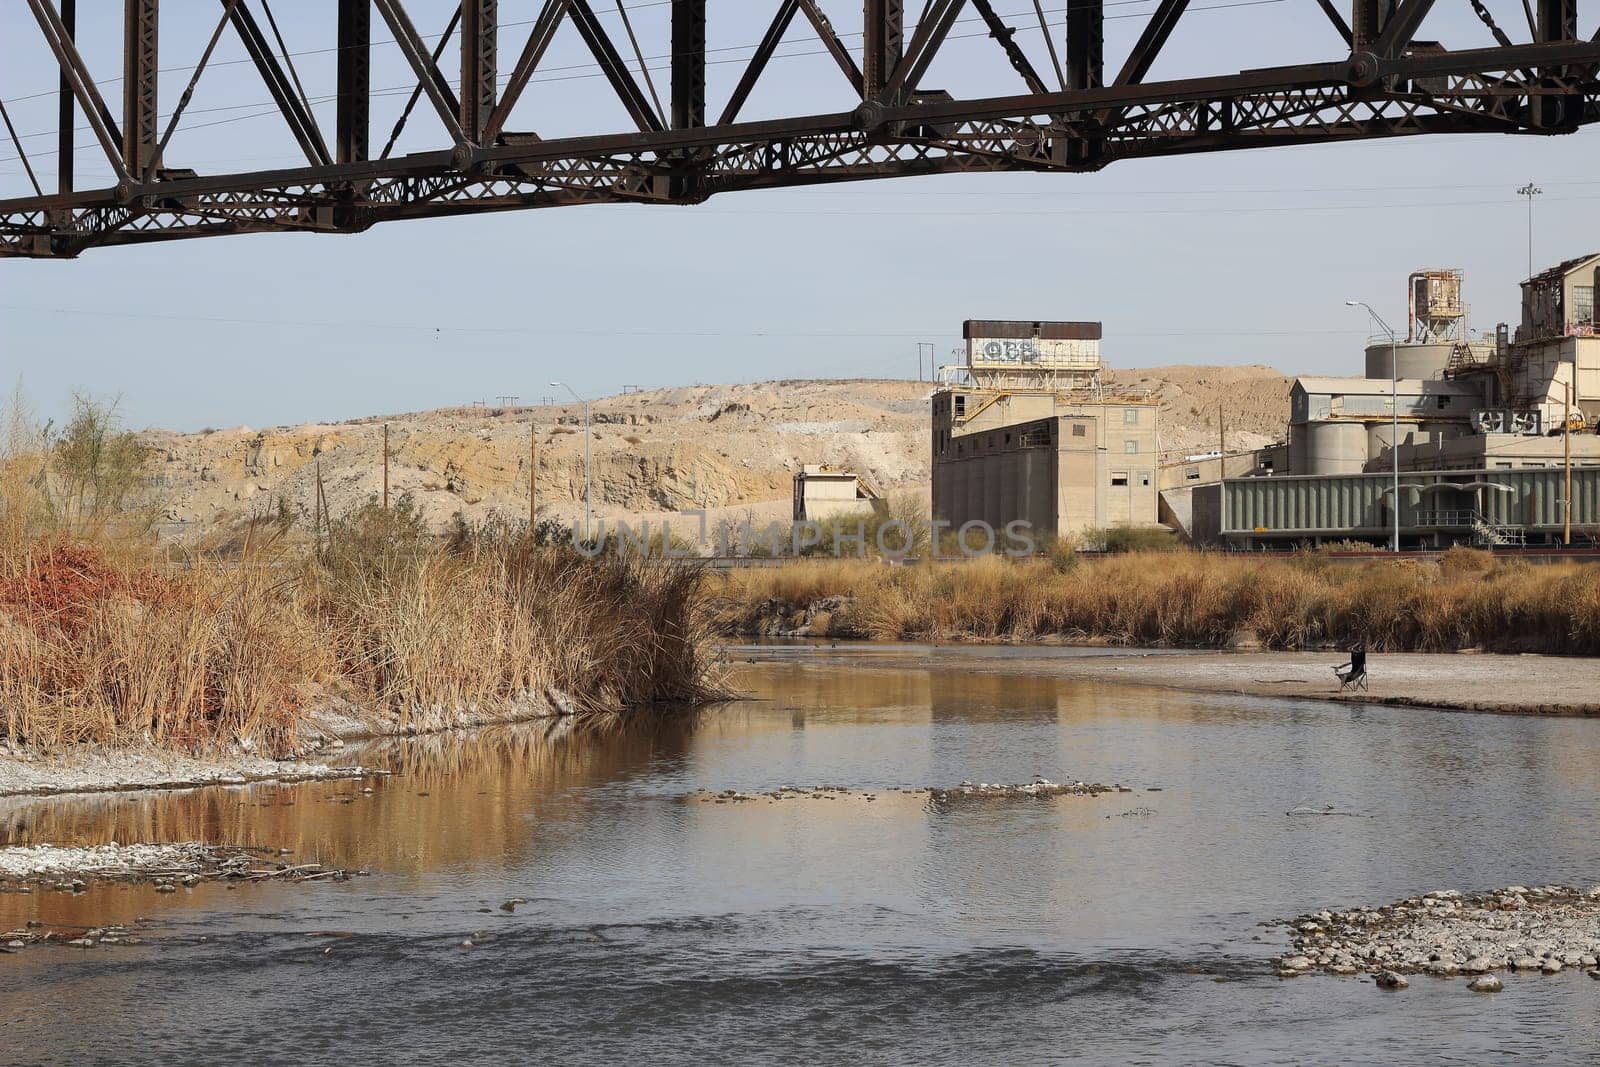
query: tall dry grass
[
  {"left": 713, "top": 549, "right": 1600, "bottom": 654},
  {"left": 0, "top": 530, "right": 723, "bottom": 754},
  {"left": 0, "top": 395, "right": 723, "bottom": 754}
]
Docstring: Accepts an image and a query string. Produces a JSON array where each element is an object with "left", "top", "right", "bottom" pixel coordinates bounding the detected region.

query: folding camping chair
[{"left": 1333, "top": 647, "right": 1368, "bottom": 692}]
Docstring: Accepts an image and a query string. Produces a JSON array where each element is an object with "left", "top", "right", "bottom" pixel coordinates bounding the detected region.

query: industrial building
[
  {"left": 931, "top": 321, "right": 1161, "bottom": 542},
  {"left": 1205, "top": 259, "right": 1600, "bottom": 549},
  {"left": 792, "top": 465, "right": 882, "bottom": 523}
]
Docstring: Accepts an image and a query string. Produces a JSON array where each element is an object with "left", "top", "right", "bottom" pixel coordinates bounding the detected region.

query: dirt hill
[{"left": 143, "top": 367, "right": 1291, "bottom": 537}]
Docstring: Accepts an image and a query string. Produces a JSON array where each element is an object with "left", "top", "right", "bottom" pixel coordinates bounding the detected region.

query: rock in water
[
  {"left": 1469, "top": 975, "right": 1503, "bottom": 993},
  {"left": 1375, "top": 971, "right": 1409, "bottom": 989}
]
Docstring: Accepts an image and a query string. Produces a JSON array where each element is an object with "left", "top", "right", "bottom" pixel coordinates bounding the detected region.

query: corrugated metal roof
[
  {"left": 1291, "top": 375, "right": 1478, "bottom": 396},
  {"left": 1527, "top": 251, "right": 1600, "bottom": 284}
]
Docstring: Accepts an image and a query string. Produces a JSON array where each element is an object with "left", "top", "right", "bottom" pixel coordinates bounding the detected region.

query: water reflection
[{"left": 5, "top": 651, "right": 1600, "bottom": 1065}]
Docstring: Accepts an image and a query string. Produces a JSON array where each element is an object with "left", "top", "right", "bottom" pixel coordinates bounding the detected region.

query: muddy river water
[{"left": 4, "top": 644, "right": 1600, "bottom": 1064}]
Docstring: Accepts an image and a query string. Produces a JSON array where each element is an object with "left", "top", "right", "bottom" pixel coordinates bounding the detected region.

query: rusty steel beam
[
  {"left": 720, "top": 0, "right": 801, "bottom": 126},
  {"left": 672, "top": 0, "right": 706, "bottom": 130},
  {"left": 882, "top": 0, "right": 967, "bottom": 100},
  {"left": 337, "top": 0, "right": 371, "bottom": 164},
  {"left": 486, "top": 0, "right": 568, "bottom": 143},
  {"left": 374, "top": 0, "right": 466, "bottom": 146},
  {"left": 797, "top": 0, "right": 864, "bottom": 94},
  {"left": 1066, "top": 0, "right": 1103, "bottom": 91},
  {"left": 567, "top": 0, "right": 663, "bottom": 132},
  {"left": 970, "top": 0, "right": 1049, "bottom": 95},
  {"left": 227, "top": 0, "right": 332, "bottom": 166},
  {"left": 1373, "top": 0, "right": 1436, "bottom": 57},
  {"left": 123, "top": 0, "right": 159, "bottom": 178},
  {"left": 1114, "top": 0, "right": 1189, "bottom": 86},
  {"left": 5, "top": 8, "right": 1600, "bottom": 258},
  {"left": 56, "top": 0, "right": 75, "bottom": 194},
  {"left": 1352, "top": 0, "right": 1393, "bottom": 51},
  {"left": 462, "top": 0, "right": 498, "bottom": 142},
  {"left": 28, "top": 0, "right": 129, "bottom": 184},
  {"left": 864, "top": 0, "right": 903, "bottom": 98},
  {"left": 1538, "top": 0, "right": 1578, "bottom": 40},
  {"left": 1315, "top": 0, "right": 1354, "bottom": 46}
]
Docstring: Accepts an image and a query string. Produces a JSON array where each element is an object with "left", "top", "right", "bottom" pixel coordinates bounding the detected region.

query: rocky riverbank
[
  {"left": 0, "top": 840, "right": 356, "bottom": 892},
  {"left": 1274, "top": 884, "right": 1600, "bottom": 985},
  {"left": 0, "top": 741, "right": 376, "bottom": 799},
  {"left": 0, "top": 685, "right": 598, "bottom": 799}
]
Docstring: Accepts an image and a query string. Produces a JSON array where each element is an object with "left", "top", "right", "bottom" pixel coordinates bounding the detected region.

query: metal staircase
[{"left": 1471, "top": 516, "right": 1526, "bottom": 548}]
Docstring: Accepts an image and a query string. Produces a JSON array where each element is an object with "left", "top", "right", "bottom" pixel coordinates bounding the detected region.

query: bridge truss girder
[{"left": 2, "top": 0, "right": 1599, "bottom": 258}]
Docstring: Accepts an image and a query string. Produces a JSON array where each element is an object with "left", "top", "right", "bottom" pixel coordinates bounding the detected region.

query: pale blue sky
[{"left": 2, "top": 2, "right": 1598, "bottom": 431}]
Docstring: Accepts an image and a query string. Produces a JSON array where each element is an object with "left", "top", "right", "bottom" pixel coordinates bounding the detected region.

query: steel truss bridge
[{"left": 3, "top": 0, "right": 1600, "bottom": 258}]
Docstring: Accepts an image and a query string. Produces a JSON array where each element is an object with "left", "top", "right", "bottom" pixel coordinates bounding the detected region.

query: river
[{"left": 3, "top": 644, "right": 1600, "bottom": 1064}]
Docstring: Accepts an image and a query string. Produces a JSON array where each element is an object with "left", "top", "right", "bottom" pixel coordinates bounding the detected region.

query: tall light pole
[
  {"left": 918, "top": 342, "right": 935, "bottom": 382},
  {"left": 1347, "top": 300, "right": 1401, "bottom": 553},
  {"left": 550, "top": 381, "right": 592, "bottom": 542},
  {"left": 1518, "top": 182, "right": 1542, "bottom": 279}
]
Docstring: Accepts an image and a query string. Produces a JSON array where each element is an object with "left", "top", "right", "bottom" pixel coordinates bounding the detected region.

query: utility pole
[
  {"left": 529, "top": 421, "right": 538, "bottom": 530},
  {"left": 1217, "top": 404, "right": 1226, "bottom": 548},
  {"left": 313, "top": 451, "right": 328, "bottom": 560},
  {"left": 918, "top": 342, "right": 935, "bottom": 382},
  {"left": 551, "top": 381, "right": 592, "bottom": 542},
  {"left": 1518, "top": 182, "right": 1543, "bottom": 279},
  {"left": 382, "top": 423, "right": 390, "bottom": 510},
  {"left": 1564, "top": 380, "right": 1573, "bottom": 546}
]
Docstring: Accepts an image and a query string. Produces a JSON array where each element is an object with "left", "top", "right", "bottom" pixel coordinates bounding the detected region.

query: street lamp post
[
  {"left": 1346, "top": 300, "right": 1401, "bottom": 553},
  {"left": 1517, "top": 182, "right": 1542, "bottom": 279},
  {"left": 550, "top": 381, "right": 592, "bottom": 543}
]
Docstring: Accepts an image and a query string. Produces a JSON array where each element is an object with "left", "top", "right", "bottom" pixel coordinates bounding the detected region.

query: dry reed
[
  {"left": 714, "top": 551, "right": 1600, "bottom": 655},
  {"left": 0, "top": 395, "right": 723, "bottom": 756},
  {"left": 0, "top": 533, "right": 723, "bottom": 755}
]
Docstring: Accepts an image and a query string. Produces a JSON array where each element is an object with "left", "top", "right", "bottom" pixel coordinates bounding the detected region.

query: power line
[
  {"left": 696, "top": 193, "right": 1600, "bottom": 216},
  {"left": 0, "top": 300, "right": 1366, "bottom": 340}
]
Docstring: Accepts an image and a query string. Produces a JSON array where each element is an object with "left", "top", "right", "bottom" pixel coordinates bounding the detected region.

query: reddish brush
[{"left": 0, "top": 542, "right": 171, "bottom": 638}]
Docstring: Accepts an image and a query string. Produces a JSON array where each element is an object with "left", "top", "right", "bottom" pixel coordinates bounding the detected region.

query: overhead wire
[{"left": 0, "top": 300, "right": 1369, "bottom": 341}]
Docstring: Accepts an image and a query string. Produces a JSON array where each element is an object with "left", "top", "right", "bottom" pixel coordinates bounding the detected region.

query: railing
[{"left": 1414, "top": 509, "right": 1480, "bottom": 526}]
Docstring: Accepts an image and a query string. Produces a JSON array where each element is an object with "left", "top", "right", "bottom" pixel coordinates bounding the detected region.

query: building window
[
  {"left": 1139, "top": 472, "right": 1152, "bottom": 487},
  {"left": 1072, "top": 424, "right": 1086, "bottom": 437},
  {"left": 1111, "top": 473, "right": 1129, "bottom": 487},
  {"left": 1005, "top": 432, "right": 1012, "bottom": 444},
  {"left": 1185, "top": 468, "right": 1200, "bottom": 481},
  {"left": 1124, "top": 440, "right": 1138, "bottom": 454},
  {"left": 1124, "top": 408, "right": 1140, "bottom": 425},
  {"left": 1436, "top": 395, "right": 1449, "bottom": 410},
  {"left": 954, "top": 395, "right": 966, "bottom": 418},
  {"left": 1575, "top": 285, "right": 1596, "bottom": 325}
]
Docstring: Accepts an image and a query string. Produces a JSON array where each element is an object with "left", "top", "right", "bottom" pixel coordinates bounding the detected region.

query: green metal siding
[{"left": 1223, "top": 468, "right": 1600, "bottom": 534}]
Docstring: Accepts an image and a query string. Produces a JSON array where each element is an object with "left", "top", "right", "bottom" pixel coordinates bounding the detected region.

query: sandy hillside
[
  {"left": 1103, "top": 364, "right": 1291, "bottom": 456},
  {"left": 143, "top": 368, "right": 1290, "bottom": 537}
]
